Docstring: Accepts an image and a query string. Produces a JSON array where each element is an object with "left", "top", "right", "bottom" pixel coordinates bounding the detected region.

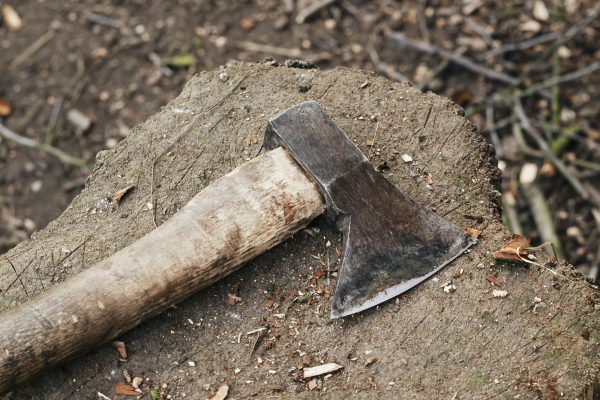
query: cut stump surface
[{"left": 1, "top": 62, "right": 598, "bottom": 399}]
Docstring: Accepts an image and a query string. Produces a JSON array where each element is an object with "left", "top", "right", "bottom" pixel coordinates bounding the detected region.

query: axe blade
[{"left": 266, "top": 101, "right": 476, "bottom": 318}]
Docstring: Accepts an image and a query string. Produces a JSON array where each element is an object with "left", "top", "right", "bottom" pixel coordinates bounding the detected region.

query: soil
[
  {"left": 0, "top": 0, "right": 599, "bottom": 398},
  {"left": 0, "top": 62, "right": 598, "bottom": 400}
]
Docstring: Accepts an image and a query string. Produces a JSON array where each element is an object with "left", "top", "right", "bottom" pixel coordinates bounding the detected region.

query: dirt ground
[
  {"left": 0, "top": 0, "right": 599, "bottom": 398},
  {"left": 1, "top": 62, "right": 598, "bottom": 399}
]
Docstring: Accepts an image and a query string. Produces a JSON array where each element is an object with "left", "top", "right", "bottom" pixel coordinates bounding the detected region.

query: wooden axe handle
[{"left": 0, "top": 147, "right": 324, "bottom": 392}]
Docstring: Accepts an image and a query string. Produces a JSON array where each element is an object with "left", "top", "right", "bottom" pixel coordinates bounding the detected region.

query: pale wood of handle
[{"left": 0, "top": 147, "right": 324, "bottom": 391}]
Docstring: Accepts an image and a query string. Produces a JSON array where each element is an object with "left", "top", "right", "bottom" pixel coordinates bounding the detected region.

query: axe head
[{"left": 265, "top": 101, "right": 476, "bottom": 318}]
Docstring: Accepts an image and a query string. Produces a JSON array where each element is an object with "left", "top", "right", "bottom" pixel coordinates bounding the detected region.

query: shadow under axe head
[{"left": 264, "top": 101, "right": 476, "bottom": 319}]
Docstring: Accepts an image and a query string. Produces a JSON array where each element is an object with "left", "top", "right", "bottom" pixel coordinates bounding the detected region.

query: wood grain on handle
[{"left": 0, "top": 147, "right": 324, "bottom": 392}]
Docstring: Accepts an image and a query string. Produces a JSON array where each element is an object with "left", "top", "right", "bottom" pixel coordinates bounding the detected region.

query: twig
[
  {"left": 479, "top": 31, "right": 561, "bottom": 60},
  {"left": 234, "top": 40, "right": 320, "bottom": 61},
  {"left": 502, "top": 192, "right": 523, "bottom": 235},
  {"left": 486, "top": 104, "right": 502, "bottom": 158},
  {"left": 84, "top": 12, "right": 131, "bottom": 35},
  {"left": 479, "top": 3, "right": 600, "bottom": 60},
  {"left": 0, "top": 122, "right": 91, "bottom": 169},
  {"left": 521, "top": 177, "right": 563, "bottom": 259},
  {"left": 366, "top": 41, "right": 409, "bottom": 82},
  {"left": 519, "top": 62, "right": 600, "bottom": 98},
  {"left": 514, "top": 99, "right": 587, "bottom": 199},
  {"left": 295, "top": 0, "right": 336, "bottom": 23},
  {"left": 512, "top": 122, "right": 544, "bottom": 158},
  {"left": 387, "top": 31, "right": 518, "bottom": 85},
  {"left": 9, "top": 29, "right": 56, "bottom": 70}
]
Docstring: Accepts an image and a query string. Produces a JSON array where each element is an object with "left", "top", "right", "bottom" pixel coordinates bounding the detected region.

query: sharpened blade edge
[{"left": 330, "top": 236, "right": 477, "bottom": 319}]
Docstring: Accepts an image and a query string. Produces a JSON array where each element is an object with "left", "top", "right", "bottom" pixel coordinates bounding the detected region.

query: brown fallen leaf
[
  {"left": 365, "top": 138, "right": 375, "bottom": 146},
  {"left": 492, "top": 235, "right": 531, "bottom": 261},
  {"left": 209, "top": 384, "right": 229, "bottom": 400},
  {"left": 464, "top": 226, "right": 481, "bottom": 238},
  {"left": 264, "top": 299, "right": 275, "bottom": 308},
  {"left": 112, "top": 340, "right": 127, "bottom": 359},
  {"left": 112, "top": 184, "right": 135, "bottom": 205},
  {"left": 115, "top": 382, "right": 140, "bottom": 396},
  {"left": 309, "top": 269, "right": 325, "bottom": 285},
  {"left": 485, "top": 275, "right": 503, "bottom": 286},
  {"left": 0, "top": 98, "right": 12, "bottom": 117}
]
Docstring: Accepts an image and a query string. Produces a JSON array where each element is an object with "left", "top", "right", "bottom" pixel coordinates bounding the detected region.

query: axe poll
[{"left": 0, "top": 101, "right": 475, "bottom": 391}]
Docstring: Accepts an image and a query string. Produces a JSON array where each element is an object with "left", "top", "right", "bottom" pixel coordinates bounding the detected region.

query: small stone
[
  {"left": 520, "top": 19, "right": 541, "bottom": 33},
  {"left": 30, "top": 180, "right": 43, "bottom": 193},
  {"left": 401, "top": 154, "right": 413, "bottom": 163},
  {"left": 188, "top": 361, "right": 196, "bottom": 367},
  {"left": 557, "top": 46, "right": 571, "bottom": 59},
  {"left": 67, "top": 109, "right": 92, "bottom": 134},
  {"left": 533, "top": 1, "right": 549, "bottom": 21},
  {"left": 324, "top": 19, "right": 336, "bottom": 30},
  {"left": 234, "top": 368, "right": 241, "bottom": 374},
  {"left": 218, "top": 72, "right": 229, "bottom": 82},
  {"left": 493, "top": 290, "right": 508, "bottom": 298}
]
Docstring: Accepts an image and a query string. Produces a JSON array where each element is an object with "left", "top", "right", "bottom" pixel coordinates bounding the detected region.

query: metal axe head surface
[{"left": 265, "top": 101, "right": 476, "bottom": 318}]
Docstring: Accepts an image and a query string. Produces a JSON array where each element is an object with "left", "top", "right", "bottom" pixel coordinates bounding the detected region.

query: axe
[{"left": 0, "top": 101, "right": 475, "bottom": 391}]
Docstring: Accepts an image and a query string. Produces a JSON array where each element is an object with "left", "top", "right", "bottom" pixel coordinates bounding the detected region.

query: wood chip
[
  {"left": 112, "top": 184, "right": 135, "bottom": 205},
  {"left": 132, "top": 376, "right": 143, "bottom": 389},
  {"left": 209, "top": 384, "right": 229, "bottom": 400},
  {"left": 112, "top": 340, "right": 127, "bottom": 359},
  {"left": 464, "top": 226, "right": 481, "bottom": 238},
  {"left": 308, "top": 379, "right": 318, "bottom": 390},
  {"left": 485, "top": 275, "right": 503, "bottom": 286},
  {"left": 227, "top": 293, "right": 242, "bottom": 305},
  {"left": 97, "top": 392, "right": 112, "bottom": 400},
  {"left": 364, "top": 357, "right": 378, "bottom": 367},
  {"left": 303, "top": 363, "right": 343, "bottom": 378},
  {"left": 401, "top": 154, "right": 413, "bottom": 163},
  {"left": 115, "top": 382, "right": 140, "bottom": 396}
]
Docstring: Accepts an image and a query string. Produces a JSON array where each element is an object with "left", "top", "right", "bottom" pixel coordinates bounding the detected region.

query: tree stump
[{"left": 1, "top": 62, "right": 598, "bottom": 399}]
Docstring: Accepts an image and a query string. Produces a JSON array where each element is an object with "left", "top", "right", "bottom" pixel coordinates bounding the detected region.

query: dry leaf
[
  {"left": 309, "top": 269, "right": 325, "bottom": 285},
  {"left": 366, "top": 138, "right": 375, "bottom": 146},
  {"left": 112, "top": 184, "right": 135, "bottom": 205},
  {"left": 2, "top": 4, "right": 23, "bottom": 32},
  {"left": 115, "top": 382, "right": 140, "bottom": 396},
  {"left": 209, "top": 384, "right": 229, "bottom": 400},
  {"left": 112, "top": 340, "right": 127, "bottom": 359},
  {"left": 464, "top": 226, "right": 481, "bottom": 238},
  {"left": 0, "top": 98, "right": 12, "bottom": 117},
  {"left": 485, "top": 275, "right": 503, "bottom": 286},
  {"left": 492, "top": 235, "right": 531, "bottom": 261}
]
